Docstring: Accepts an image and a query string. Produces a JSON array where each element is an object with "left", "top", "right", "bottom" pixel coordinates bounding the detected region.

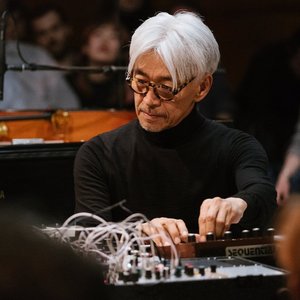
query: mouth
[
  {"left": 141, "top": 110, "right": 163, "bottom": 119},
  {"left": 98, "top": 46, "right": 109, "bottom": 53}
]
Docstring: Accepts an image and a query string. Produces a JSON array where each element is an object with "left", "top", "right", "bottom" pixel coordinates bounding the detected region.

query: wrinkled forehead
[{"left": 133, "top": 51, "right": 173, "bottom": 82}]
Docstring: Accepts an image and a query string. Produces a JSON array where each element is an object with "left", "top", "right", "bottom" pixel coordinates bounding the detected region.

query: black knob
[
  {"left": 130, "top": 271, "right": 139, "bottom": 283},
  {"left": 223, "top": 230, "right": 232, "bottom": 240},
  {"left": 163, "top": 267, "right": 170, "bottom": 279},
  {"left": 206, "top": 232, "right": 215, "bottom": 241},
  {"left": 118, "top": 272, "right": 124, "bottom": 281},
  {"left": 241, "top": 229, "right": 250, "bottom": 238},
  {"left": 210, "top": 265, "right": 217, "bottom": 273},
  {"left": 266, "top": 227, "right": 275, "bottom": 237},
  {"left": 198, "top": 265, "right": 205, "bottom": 276},
  {"left": 252, "top": 227, "right": 261, "bottom": 237},
  {"left": 188, "top": 233, "right": 196, "bottom": 243},
  {"left": 185, "top": 265, "right": 194, "bottom": 276},
  {"left": 155, "top": 269, "right": 161, "bottom": 280},
  {"left": 175, "top": 266, "right": 183, "bottom": 277},
  {"left": 122, "top": 271, "right": 130, "bottom": 282},
  {"left": 145, "top": 268, "right": 152, "bottom": 279}
]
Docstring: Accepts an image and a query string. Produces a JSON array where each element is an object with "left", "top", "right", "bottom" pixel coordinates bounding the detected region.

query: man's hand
[
  {"left": 140, "top": 217, "right": 189, "bottom": 246},
  {"left": 198, "top": 197, "right": 247, "bottom": 241}
]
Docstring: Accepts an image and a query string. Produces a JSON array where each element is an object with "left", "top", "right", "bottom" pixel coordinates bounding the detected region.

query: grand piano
[{"left": 0, "top": 109, "right": 136, "bottom": 225}]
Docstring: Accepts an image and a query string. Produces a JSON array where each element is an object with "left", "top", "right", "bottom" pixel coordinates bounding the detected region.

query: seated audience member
[
  {"left": 0, "top": 9, "right": 79, "bottom": 109},
  {"left": 67, "top": 19, "right": 133, "bottom": 109},
  {"left": 74, "top": 11, "right": 277, "bottom": 245},
  {"left": 276, "top": 198, "right": 300, "bottom": 300},
  {"left": 0, "top": 210, "right": 107, "bottom": 300},
  {"left": 27, "top": 3, "right": 75, "bottom": 66},
  {"left": 2, "top": 42, "right": 80, "bottom": 109}
]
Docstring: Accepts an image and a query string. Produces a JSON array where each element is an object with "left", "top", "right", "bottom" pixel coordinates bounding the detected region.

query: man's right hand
[{"left": 140, "top": 217, "right": 189, "bottom": 247}]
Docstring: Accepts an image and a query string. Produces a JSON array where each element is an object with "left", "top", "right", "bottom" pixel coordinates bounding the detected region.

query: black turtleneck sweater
[{"left": 74, "top": 108, "right": 277, "bottom": 233}]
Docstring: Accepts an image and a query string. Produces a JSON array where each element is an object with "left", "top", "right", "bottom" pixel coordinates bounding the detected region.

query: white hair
[{"left": 128, "top": 11, "right": 220, "bottom": 89}]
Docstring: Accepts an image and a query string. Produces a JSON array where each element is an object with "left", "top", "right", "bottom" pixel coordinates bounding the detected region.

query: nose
[{"left": 142, "top": 86, "right": 161, "bottom": 107}]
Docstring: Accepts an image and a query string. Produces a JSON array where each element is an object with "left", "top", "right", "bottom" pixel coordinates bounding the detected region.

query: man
[
  {"left": 28, "top": 3, "right": 74, "bottom": 66},
  {"left": 74, "top": 11, "right": 277, "bottom": 245},
  {"left": 0, "top": 6, "right": 79, "bottom": 109}
]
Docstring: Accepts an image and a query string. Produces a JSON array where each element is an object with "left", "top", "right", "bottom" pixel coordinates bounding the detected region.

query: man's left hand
[{"left": 198, "top": 197, "right": 247, "bottom": 241}]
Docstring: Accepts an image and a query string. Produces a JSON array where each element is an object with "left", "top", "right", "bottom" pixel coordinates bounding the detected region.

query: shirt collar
[{"left": 138, "top": 107, "right": 206, "bottom": 147}]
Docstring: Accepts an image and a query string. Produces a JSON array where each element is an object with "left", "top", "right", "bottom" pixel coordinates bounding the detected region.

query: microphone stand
[
  {"left": 0, "top": 10, "right": 8, "bottom": 101},
  {"left": 6, "top": 64, "right": 128, "bottom": 73},
  {"left": 0, "top": 111, "right": 52, "bottom": 122},
  {"left": 0, "top": 62, "right": 128, "bottom": 122}
]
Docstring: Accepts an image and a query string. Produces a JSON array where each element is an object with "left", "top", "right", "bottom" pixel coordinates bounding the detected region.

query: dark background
[{"left": 15, "top": 0, "right": 300, "bottom": 92}]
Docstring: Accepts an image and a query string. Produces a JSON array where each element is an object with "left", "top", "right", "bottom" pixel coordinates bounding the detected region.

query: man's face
[
  {"left": 31, "top": 11, "right": 70, "bottom": 59},
  {"left": 132, "top": 51, "right": 208, "bottom": 132}
]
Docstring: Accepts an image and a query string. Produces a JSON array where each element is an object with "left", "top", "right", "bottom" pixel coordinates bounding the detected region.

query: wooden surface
[{"left": 0, "top": 109, "right": 136, "bottom": 143}]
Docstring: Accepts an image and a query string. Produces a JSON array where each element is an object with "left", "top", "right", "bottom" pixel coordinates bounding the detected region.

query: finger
[
  {"left": 199, "top": 199, "right": 210, "bottom": 239},
  {"left": 199, "top": 234, "right": 206, "bottom": 242},
  {"left": 204, "top": 202, "right": 220, "bottom": 235},
  {"left": 141, "top": 222, "right": 164, "bottom": 246},
  {"left": 194, "top": 233, "right": 201, "bottom": 243},
  {"left": 224, "top": 207, "right": 232, "bottom": 231},
  {"left": 176, "top": 219, "right": 189, "bottom": 242},
  {"left": 158, "top": 219, "right": 188, "bottom": 244},
  {"left": 163, "top": 221, "right": 181, "bottom": 244},
  {"left": 150, "top": 219, "right": 173, "bottom": 246},
  {"left": 215, "top": 207, "right": 228, "bottom": 238}
]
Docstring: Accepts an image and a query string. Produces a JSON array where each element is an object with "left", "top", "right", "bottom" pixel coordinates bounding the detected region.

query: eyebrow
[{"left": 134, "top": 68, "right": 172, "bottom": 82}]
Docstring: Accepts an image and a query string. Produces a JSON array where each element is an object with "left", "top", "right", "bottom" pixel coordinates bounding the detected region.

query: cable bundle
[{"left": 42, "top": 212, "right": 179, "bottom": 283}]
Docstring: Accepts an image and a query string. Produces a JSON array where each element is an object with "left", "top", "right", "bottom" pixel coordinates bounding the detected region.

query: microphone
[{"left": 0, "top": 10, "right": 8, "bottom": 101}]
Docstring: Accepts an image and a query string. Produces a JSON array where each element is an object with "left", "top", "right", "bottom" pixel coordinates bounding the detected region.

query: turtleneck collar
[{"left": 137, "top": 107, "right": 207, "bottom": 147}]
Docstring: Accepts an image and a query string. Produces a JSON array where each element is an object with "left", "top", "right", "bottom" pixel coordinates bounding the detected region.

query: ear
[{"left": 194, "top": 74, "right": 213, "bottom": 103}]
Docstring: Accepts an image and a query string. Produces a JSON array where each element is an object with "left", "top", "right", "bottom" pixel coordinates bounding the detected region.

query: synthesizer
[
  {"left": 109, "top": 256, "right": 286, "bottom": 300},
  {"left": 157, "top": 228, "right": 277, "bottom": 266}
]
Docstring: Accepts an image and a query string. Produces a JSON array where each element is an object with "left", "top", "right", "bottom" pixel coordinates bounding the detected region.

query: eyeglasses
[{"left": 126, "top": 74, "right": 195, "bottom": 101}]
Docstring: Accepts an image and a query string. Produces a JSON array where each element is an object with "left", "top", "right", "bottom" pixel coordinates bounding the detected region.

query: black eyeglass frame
[{"left": 126, "top": 74, "right": 195, "bottom": 101}]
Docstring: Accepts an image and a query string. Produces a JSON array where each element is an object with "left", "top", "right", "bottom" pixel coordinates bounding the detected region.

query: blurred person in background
[
  {"left": 276, "top": 198, "right": 300, "bottom": 300},
  {"left": 0, "top": 3, "right": 79, "bottom": 109},
  {"left": 0, "top": 209, "right": 107, "bottom": 300},
  {"left": 67, "top": 18, "right": 133, "bottom": 109},
  {"left": 27, "top": 2, "right": 76, "bottom": 66}
]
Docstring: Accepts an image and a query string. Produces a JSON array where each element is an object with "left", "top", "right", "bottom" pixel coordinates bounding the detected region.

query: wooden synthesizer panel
[{"left": 157, "top": 228, "right": 276, "bottom": 266}]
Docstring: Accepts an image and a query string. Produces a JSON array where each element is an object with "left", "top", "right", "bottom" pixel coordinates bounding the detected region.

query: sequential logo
[
  {"left": 0, "top": 190, "right": 5, "bottom": 200},
  {"left": 225, "top": 244, "right": 274, "bottom": 257}
]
